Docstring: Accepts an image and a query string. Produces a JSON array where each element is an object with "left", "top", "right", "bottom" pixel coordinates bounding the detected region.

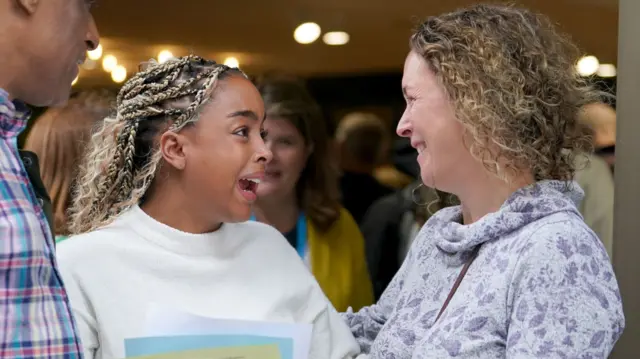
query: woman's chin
[
  {"left": 254, "top": 186, "right": 278, "bottom": 202},
  {"left": 420, "top": 169, "right": 436, "bottom": 188}
]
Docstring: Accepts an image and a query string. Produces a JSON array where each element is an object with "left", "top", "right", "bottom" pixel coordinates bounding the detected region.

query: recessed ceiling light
[
  {"left": 294, "top": 22, "right": 321, "bottom": 44},
  {"left": 224, "top": 57, "right": 240, "bottom": 68},
  {"left": 87, "top": 44, "right": 103, "bottom": 60},
  {"left": 323, "top": 31, "right": 350, "bottom": 46},
  {"left": 102, "top": 55, "right": 118, "bottom": 72},
  {"left": 576, "top": 55, "right": 599, "bottom": 76},
  {"left": 596, "top": 63, "right": 616, "bottom": 78},
  {"left": 111, "top": 65, "right": 127, "bottom": 83},
  {"left": 158, "top": 50, "right": 175, "bottom": 64}
]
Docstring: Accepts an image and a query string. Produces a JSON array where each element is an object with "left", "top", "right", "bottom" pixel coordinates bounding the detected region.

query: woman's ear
[{"left": 159, "top": 131, "right": 187, "bottom": 170}]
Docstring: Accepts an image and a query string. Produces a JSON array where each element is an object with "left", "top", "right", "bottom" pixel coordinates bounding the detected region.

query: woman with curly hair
[{"left": 343, "top": 4, "right": 624, "bottom": 358}]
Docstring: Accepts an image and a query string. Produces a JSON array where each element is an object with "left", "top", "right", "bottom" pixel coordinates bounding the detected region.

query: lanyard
[{"left": 249, "top": 213, "right": 307, "bottom": 258}]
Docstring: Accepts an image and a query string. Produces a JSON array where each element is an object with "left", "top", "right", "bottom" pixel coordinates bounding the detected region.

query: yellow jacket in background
[{"left": 308, "top": 208, "right": 374, "bottom": 312}]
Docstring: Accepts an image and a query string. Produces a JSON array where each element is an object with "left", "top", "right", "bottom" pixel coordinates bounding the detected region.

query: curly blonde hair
[
  {"left": 410, "top": 4, "right": 602, "bottom": 182},
  {"left": 68, "top": 55, "right": 243, "bottom": 234}
]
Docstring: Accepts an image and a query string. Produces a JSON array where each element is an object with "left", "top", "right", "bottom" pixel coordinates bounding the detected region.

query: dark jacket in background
[
  {"left": 360, "top": 185, "right": 415, "bottom": 299},
  {"left": 340, "top": 171, "right": 394, "bottom": 224},
  {"left": 19, "top": 150, "right": 55, "bottom": 239},
  {"left": 361, "top": 183, "right": 458, "bottom": 299},
  {"left": 392, "top": 137, "right": 420, "bottom": 179}
]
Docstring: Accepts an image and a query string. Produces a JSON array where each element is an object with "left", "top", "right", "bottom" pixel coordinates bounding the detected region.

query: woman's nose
[
  {"left": 256, "top": 142, "right": 273, "bottom": 164},
  {"left": 396, "top": 114, "right": 413, "bottom": 137}
]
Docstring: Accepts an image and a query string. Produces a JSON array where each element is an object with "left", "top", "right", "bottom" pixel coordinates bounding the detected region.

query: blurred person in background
[
  {"left": 579, "top": 102, "right": 616, "bottom": 171},
  {"left": 0, "top": 0, "right": 99, "bottom": 356},
  {"left": 336, "top": 111, "right": 394, "bottom": 224},
  {"left": 572, "top": 105, "right": 616, "bottom": 259},
  {"left": 361, "top": 182, "right": 458, "bottom": 299},
  {"left": 24, "top": 90, "right": 114, "bottom": 242},
  {"left": 343, "top": 4, "right": 624, "bottom": 358},
  {"left": 373, "top": 138, "right": 419, "bottom": 190},
  {"left": 253, "top": 75, "right": 374, "bottom": 312}
]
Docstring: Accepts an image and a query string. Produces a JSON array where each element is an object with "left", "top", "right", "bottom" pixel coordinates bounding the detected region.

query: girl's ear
[
  {"left": 159, "top": 131, "right": 187, "bottom": 170},
  {"left": 15, "top": 0, "right": 41, "bottom": 15}
]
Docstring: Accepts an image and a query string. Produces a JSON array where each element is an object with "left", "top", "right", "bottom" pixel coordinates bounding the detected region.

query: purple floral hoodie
[{"left": 344, "top": 180, "right": 624, "bottom": 358}]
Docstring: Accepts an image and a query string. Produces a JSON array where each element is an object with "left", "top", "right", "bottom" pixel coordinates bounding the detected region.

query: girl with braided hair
[{"left": 55, "top": 55, "right": 360, "bottom": 359}]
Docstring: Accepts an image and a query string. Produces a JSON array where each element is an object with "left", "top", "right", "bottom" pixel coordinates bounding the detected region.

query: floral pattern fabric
[{"left": 344, "top": 180, "right": 624, "bottom": 358}]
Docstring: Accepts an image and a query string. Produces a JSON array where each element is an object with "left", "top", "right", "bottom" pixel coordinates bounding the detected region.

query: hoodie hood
[{"left": 429, "top": 180, "right": 584, "bottom": 254}]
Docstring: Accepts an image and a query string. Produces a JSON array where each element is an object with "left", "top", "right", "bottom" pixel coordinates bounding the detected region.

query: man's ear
[
  {"left": 15, "top": 0, "right": 41, "bottom": 15},
  {"left": 159, "top": 132, "right": 187, "bottom": 170}
]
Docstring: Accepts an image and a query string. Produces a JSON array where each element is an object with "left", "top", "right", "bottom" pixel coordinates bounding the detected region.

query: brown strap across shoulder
[{"left": 435, "top": 245, "right": 481, "bottom": 323}]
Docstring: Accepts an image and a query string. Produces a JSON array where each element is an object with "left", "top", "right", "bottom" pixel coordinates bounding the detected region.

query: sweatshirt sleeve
[
  {"left": 309, "top": 304, "right": 360, "bottom": 359},
  {"left": 341, "top": 230, "right": 416, "bottom": 353},
  {"left": 506, "top": 221, "right": 625, "bottom": 358}
]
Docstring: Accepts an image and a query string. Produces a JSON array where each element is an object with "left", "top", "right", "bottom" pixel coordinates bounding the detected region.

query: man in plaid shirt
[{"left": 0, "top": 0, "right": 100, "bottom": 357}]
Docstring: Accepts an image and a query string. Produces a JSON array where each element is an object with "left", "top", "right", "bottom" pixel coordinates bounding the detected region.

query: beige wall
[{"left": 611, "top": 0, "right": 640, "bottom": 357}]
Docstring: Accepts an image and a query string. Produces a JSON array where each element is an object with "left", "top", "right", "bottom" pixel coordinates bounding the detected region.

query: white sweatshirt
[{"left": 56, "top": 205, "right": 359, "bottom": 359}]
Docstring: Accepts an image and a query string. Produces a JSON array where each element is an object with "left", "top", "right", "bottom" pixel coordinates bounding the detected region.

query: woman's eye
[
  {"left": 278, "top": 138, "right": 294, "bottom": 146},
  {"left": 260, "top": 130, "right": 268, "bottom": 140}
]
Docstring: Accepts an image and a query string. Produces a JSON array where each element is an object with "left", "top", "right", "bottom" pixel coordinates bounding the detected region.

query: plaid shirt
[{"left": 0, "top": 89, "right": 83, "bottom": 358}]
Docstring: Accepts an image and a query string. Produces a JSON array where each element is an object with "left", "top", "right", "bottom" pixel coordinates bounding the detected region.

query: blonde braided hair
[{"left": 69, "top": 55, "right": 243, "bottom": 234}]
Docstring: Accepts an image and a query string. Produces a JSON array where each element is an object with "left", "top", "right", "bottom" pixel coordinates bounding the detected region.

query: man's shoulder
[
  {"left": 0, "top": 145, "right": 43, "bottom": 221},
  {"left": 0, "top": 148, "right": 38, "bottom": 214},
  {"left": 0, "top": 137, "right": 19, "bottom": 167}
]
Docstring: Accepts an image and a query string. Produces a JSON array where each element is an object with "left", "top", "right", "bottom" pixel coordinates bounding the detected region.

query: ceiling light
[
  {"left": 223, "top": 57, "right": 240, "bottom": 68},
  {"left": 596, "top": 63, "right": 617, "bottom": 78},
  {"left": 323, "top": 31, "right": 350, "bottom": 46},
  {"left": 111, "top": 65, "right": 127, "bottom": 83},
  {"left": 102, "top": 55, "right": 118, "bottom": 72},
  {"left": 158, "top": 50, "right": 174, "bottom": 64},
  {"left": 576, "top": 55, "right": 599, "bottom": 76},
  {"left": 87, "top": 44, "right": 103, "bottom": 60},
  {"left": 294, "top": 22, "right": 321, "bottom": 44}
]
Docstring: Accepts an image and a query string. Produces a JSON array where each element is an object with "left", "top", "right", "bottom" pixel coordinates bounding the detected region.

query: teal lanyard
[{"left": 249, "top": 213, "right": 307, "bottom": 258}]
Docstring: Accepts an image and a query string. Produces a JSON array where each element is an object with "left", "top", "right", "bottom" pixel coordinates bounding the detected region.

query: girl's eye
[
  {"left": 234, "top": 128, "right": 249, "bottom": 137},
  {"left": 260, "top": 130, "right": 268, "bottom": 140}
]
